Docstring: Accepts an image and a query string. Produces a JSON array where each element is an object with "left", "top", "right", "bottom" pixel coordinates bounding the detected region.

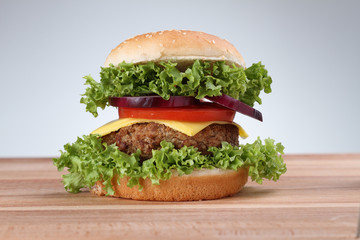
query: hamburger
[{"left": 53, "top": 30, "right": 286, "bottom": 201}]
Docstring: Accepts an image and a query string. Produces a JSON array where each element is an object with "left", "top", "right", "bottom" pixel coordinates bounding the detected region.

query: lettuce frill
[
  {"left": 81, "top": 61, "right": 272, "bottom": 117},
  {"left": 53, "top": 135, "right": 286, "bottom": 195}
]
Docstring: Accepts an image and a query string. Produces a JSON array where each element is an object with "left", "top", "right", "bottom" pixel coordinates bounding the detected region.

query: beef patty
[{"left": 102, "top": 122, "right": 239, "bottom": 160}]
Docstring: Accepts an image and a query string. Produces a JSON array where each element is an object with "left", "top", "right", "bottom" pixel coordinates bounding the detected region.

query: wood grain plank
[
  {"left": 0, "top": 155, "right": 359, "bottom": 239},
  {"left": 0, "top": 208, "right": 357, "bottom": 240}
]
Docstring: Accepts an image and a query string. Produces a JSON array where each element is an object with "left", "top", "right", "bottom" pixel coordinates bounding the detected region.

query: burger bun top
[{"left": 104, "top": 30, "right": 246, "bottom": 68}]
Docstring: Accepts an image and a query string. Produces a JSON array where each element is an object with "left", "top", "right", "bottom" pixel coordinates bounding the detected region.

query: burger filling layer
[{"left": 102, "top": 123, "right": 239, "bottom": 160}]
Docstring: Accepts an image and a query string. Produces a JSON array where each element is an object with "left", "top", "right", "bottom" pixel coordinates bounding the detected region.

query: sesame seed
[
  {"left": 172, "top": 39, "right": 176, "bottom": 43},
  {"left": 183, "top": 32, "right": 186, "bottom": 35},
  {"left": 135, "top": 38, "right": 138, "bottom": 41},
  {"left": 212, "top": 40, "right": 215, "bottom": 44}
]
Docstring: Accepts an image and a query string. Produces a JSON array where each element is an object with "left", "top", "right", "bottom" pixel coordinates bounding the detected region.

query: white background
[{"left": 1, "top": 0, "right": 359, "bottom": 157}]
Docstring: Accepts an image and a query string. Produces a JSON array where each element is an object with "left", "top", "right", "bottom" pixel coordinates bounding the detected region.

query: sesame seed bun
[
  {"left": 104, "top": 30, "right": 246, "bottom": 68},
  {"left": 91, "top": 168, "right": 249, "bottom": 201}
]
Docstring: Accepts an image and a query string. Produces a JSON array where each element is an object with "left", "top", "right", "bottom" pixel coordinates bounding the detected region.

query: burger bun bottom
[{"left": 91, "top": 168, "right": 248, "bottom": 201}]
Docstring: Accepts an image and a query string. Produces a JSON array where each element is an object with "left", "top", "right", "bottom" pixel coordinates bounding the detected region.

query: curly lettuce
[
  {"left": 80, "top": 61, "right": 272, "bottom": 117},
  {"left": 53, "top": 135, "right": 286, "bottom": 195}
]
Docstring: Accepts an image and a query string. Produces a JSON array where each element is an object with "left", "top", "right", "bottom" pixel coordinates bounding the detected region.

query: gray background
[{"left": 1, "top": 0, "right": 359, "bottom": 157}]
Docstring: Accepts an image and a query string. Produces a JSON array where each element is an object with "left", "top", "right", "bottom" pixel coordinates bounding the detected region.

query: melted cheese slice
[{"left": 91, "top": 118, "right": 248, "bottom": 139}]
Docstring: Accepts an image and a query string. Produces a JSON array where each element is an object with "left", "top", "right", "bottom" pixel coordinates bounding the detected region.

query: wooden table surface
[{"left": 0, "top": 154, "right": 359, "bottom": 239}]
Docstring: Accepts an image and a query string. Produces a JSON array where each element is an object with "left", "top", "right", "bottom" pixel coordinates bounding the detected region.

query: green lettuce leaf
[
  {"left": 53, "top": 135, "right": 286, "bottom": 195},
  {"left": 80, "top": 61, "right": 272, "bottom": 117}
]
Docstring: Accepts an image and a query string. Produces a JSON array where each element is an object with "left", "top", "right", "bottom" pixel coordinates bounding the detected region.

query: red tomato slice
[{"left": 118, "top": 102, "right": 235, "bottom": 122}]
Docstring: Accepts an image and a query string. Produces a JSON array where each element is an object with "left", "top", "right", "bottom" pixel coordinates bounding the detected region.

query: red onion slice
[
  {"left": 205, "top": 94, "right": 263, "bottom": 122},
  {"left": 109, "top": 96, "right": 200, "bottom": 108}
]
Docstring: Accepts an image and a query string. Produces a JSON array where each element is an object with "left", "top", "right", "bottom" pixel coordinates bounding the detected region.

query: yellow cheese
[{"left": 91, "top": 118, "right": 248, "bottom": 139}]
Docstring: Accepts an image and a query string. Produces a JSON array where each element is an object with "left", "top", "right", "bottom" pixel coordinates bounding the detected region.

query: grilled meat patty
[{"left": 102, "top": 122, "right": 239, "bottom": 160}]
